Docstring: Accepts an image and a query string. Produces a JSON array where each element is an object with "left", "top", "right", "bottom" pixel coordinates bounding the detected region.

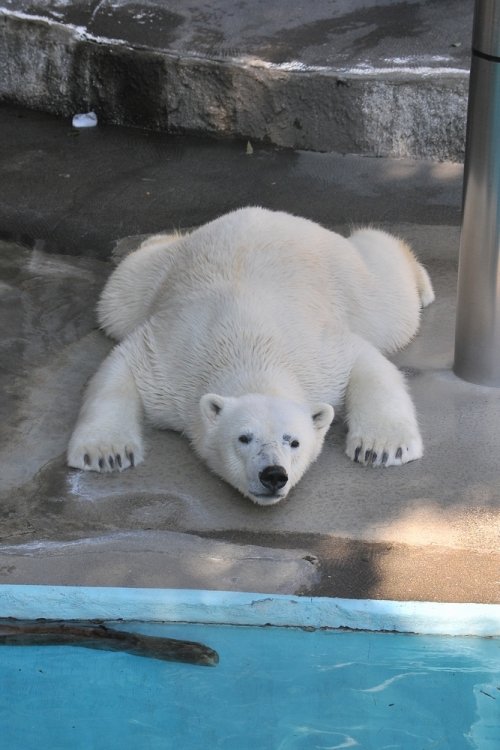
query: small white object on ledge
[{"left": 72, "top": 112, "right": 98, "bottom": 128}]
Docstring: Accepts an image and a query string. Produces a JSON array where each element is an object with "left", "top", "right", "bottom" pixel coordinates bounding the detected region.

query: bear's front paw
[
  {"left": 67, "top": 429, "right": 144, "bottom": 473},
  {"left": 345, "top": 427, "right": 422, "bottom": 467}
]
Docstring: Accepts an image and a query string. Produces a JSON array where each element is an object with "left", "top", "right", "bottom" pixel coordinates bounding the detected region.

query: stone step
[{"left": 0, "top": 0, "right": 472, "bottom": 160}]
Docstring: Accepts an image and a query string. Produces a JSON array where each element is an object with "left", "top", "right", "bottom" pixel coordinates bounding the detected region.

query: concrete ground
[
  {"left": 0, "top": 0, "right": 472, "bottom": 160},
  {"left": 0, "top": 105, "right": 499, "bottom": 604}
]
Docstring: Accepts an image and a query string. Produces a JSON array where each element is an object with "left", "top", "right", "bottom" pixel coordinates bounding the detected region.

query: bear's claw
[
  {"left": 346, "top": 433, "right": 422, "bottom": 467},
  {"left": 67, "top": 435, "right": 144, "bottom": 473}
]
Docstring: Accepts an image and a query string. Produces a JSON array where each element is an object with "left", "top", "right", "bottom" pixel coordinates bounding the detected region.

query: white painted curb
[{"left": 0, "top": 585, "right": 498, "bottom": 637}]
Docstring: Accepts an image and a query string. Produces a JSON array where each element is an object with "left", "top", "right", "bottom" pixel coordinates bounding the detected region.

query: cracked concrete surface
[{"left": 0, "top": 106, "right": 498, "bottom": 603}]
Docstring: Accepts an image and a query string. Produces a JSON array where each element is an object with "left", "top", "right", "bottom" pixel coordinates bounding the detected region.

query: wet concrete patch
[
  {"left": 0, "top": 241, "right": 110, "bottom": 493},
  {"left": 0, "top": 107, "right": 463, "bottom": 260}
]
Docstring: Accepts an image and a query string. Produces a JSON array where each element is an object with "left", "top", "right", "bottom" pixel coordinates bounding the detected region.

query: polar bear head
[{"left": 196, "top": 393, "right": 334, "bottom": 505}]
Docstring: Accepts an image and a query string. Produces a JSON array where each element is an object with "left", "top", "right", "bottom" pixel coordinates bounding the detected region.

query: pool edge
[{"left": 0, "top": 584, "right": 498, "bottom": 637}]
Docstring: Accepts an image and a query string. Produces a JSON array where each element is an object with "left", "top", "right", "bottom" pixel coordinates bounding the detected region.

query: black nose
[{"left": 259, "top": 465, "right": 288, "bottom": 492}]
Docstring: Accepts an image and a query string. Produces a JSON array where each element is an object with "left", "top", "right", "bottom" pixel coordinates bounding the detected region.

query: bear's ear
[
  {"left": 311, "top": 403, "right": 334, "bottom": 432},
  {"left": 200, "top": 393, "right": 232, "bottom": 427}
]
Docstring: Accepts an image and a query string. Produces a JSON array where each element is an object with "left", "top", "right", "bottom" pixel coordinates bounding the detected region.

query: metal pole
[{"left": 454, "top": 0, "right": 500, "bottom": 386}]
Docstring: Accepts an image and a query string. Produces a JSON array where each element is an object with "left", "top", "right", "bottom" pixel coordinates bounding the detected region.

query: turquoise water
[{"left": 1, "top": 622, "right": 499, "bottom": 750}]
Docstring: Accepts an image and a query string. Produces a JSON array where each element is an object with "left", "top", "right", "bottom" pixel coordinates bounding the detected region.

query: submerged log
[{"left": 0, "top": 618, "right": 219, "bottom": 666}]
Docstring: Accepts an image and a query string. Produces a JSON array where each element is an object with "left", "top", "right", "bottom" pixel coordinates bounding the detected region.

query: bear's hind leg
[
  {"left": 345, "top": 336, "right": 423, "bottom": 467},
  {"left": 97, "top": 232, "right": 183, "bottom": 341},
  {"left": 67, "top": 345, "right": 144, "bottom": 472}
]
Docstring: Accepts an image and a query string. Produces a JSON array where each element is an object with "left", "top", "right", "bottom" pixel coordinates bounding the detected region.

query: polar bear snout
[{"left": 259, "top": 465, "right": 289, "bottom": 493}]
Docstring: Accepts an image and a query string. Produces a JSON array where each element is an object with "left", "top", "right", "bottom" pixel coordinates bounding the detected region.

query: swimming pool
[{"left": 1, "top": 586, "right": 499, "bottom": 750}]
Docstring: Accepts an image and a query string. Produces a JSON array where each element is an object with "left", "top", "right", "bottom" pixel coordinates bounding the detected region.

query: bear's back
[{"left": 159, "top": 207, "right": 353, "bottom": 312}]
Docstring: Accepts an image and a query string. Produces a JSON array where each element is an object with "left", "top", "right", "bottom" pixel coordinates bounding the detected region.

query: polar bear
[{"left": 67, "top": 207, "right": 434, "bottom": 505}]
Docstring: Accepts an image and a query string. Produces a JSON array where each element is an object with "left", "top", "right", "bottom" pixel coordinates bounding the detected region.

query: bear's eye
[
  {"left": 238, "top": 434, "right": 252, "bottom": 444},
  {"left": 290, "top": 439, "right": 300, "bottom": 448}
]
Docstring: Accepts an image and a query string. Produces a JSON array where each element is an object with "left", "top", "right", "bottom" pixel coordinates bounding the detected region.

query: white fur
[{"left": 67, "top": 207, "right": 434, "bottom": 504}]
